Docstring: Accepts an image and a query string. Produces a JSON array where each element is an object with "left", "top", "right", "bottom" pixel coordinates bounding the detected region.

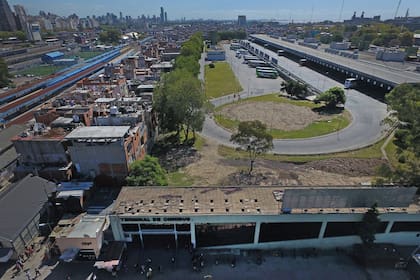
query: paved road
[
  {"left": 251, "top": 34, "right": 420, "bottom": 85},
  {"left": 201, "top": 45, "right": 389, "bottom": 155}
]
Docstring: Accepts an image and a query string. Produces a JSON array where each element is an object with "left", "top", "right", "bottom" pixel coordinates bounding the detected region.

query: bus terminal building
[{"left": 109, "top": 186, "right": 420, "bottom": 250}]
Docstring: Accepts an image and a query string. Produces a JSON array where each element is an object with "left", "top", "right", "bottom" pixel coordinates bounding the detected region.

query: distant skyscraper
[
  {"left": 164, "top": 12, "right": 167, "bottom": 23},
  {"left": 13, "top": 5, "right": 32, "bottom": 40},
  {"left": 238, "top": 15, "right": 247, "bottom": 27},
  {"left": 0, "top": 0, "right": 17, "bottom": 31},
  {"left": 160, "top": 6, "right": 164, "bottom": 24}
]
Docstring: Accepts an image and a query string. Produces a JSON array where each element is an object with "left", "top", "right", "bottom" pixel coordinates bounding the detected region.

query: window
[
  {"left": 324, "top": 222, "right": 388, "bottom": 237},
  {"left": 122, "top": 224, "right": 139, "bottom": 232},
  {"left": 196, "top": 223, "right": 255, "bottom": 247},
  {"left": 391, "top": 222, "right": 420, "bottom": 232},
  {"left": 259, "top": 222, "right": 322, "bottom": 242}
]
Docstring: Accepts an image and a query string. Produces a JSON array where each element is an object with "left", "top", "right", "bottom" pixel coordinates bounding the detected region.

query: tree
[
  {"left": 0, "top": 58, "right": 10, "bottom": 88},
  {"left": 230, "top": 120, "right": 273, "bottom": 175},
  {"left": 99, "top": 28, "right": 121, "bottom": 44},
  {"left": 384, "top": 83, "right": 420, "bottom": 186},
  {"left": 358, "top": 203, "right": 380, "bottom": 247},
  {"left": 175, "top": 55, "right": 200, "bottom": 76},
  {"left": 315, "top": 86, "right": 346, "bottom": 109},
  {"left": 154, "top": 69, "right": 205, "bottom": 139},
  {"left": 281, "top": 80, "right": 308, "bottom": 99},
  {"left": 126, "top": 155, "right": 168, "bottom": 186}
]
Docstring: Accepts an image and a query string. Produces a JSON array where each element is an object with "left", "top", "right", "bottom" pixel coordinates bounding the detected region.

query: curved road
[{"left": 200, "top": 45, "right": 388, "bottom": 155}]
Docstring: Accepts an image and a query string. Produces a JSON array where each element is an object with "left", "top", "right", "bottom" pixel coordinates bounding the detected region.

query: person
[{"left": 25, "top": 271, "right": 31, "bottom": 280}]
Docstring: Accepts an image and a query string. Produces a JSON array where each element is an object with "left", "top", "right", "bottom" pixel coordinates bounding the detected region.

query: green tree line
[{"left": 154, "top": 32, "right": 205, "bottom": 140}]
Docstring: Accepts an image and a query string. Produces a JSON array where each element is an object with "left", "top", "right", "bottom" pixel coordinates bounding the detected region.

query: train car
[{"left": 0, "top": 47, "right": 122, "bottom": 122}]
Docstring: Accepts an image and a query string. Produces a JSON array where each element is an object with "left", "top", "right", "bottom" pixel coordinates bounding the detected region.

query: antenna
[
  {"left": 394, "top": 0, "right": 402, "bottom": 19},
  {"left": 338, "top": 0, "right": 345, "bottom": 22}
]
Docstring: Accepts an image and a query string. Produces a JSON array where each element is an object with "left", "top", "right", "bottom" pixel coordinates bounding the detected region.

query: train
[{"left": 0, "top": 46, "right": 122, "bottom": 123}]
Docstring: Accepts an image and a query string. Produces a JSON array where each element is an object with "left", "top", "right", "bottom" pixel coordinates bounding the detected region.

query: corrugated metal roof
[{"left": 0, "top": 175, "right": 56, "bottom": 240}]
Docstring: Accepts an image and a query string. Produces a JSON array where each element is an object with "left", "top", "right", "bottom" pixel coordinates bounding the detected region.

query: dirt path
[
  {"left": 184, "top": 138, "right": 238, "bottom": 186},
  {"left": 186, "top": 136, "right": 376, "bottom": 186}
]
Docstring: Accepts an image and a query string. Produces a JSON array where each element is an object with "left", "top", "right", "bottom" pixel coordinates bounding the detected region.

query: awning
[
  {"left": 0, "top": 248, "right": 13, "bottom": 263},
  {"left": 59, "top": 248, "right": 80, "bottom": 262},
  {"left": 94, "top": 260, "right": 119, "bottom": 272}
]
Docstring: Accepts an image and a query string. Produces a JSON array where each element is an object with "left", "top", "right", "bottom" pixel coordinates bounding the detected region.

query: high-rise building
[
  {"left": 160, "top": 7, "right": 164, "bottom": 24},
  {"left": 13, "top": 5, "right": 31, "bottom": 40},
  {"left": 164, "top": 12, "right": 167, "bottom": 23},
  {"left": 238, "top": 15, "right": 247, "bottom": 27},
  {"left": 0, "top": 0, "right": 17, "bottom": 31}
]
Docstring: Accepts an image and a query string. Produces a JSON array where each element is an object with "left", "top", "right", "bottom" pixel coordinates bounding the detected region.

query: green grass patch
[
  {"left": 205, "top": 62, "right": 243, "bottom": 98},
  {"left": 17, "top": 65, "right": 65, "bottom": 77},
  {"left": 214, "top": 94, "right": 351, "bottom": 139},
  {"left": 167, "top": 171, "right": 194, "bottom": 186},
  {"left": 218, "top": 137, "right": 386, "bottom": 163},
  {"left": 75, "top": 51, "right": 104, "bottom": 60},
  {"left": 384, "top": 137, "right": 400, "bottom": 168}
]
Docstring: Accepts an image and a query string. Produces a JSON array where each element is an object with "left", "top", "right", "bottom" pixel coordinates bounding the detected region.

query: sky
[{"left": 8, "top": 0, "right": 420, "bottom": 22}]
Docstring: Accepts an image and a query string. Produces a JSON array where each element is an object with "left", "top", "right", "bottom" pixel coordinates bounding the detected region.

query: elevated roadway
[{"left": 250, "top": 34, "right": 420, "bottom": 89}]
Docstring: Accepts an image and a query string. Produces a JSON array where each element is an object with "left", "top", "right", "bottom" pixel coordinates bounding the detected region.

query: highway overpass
[{"left": 249, "top": 34, "right": 420, "bottom": 90}]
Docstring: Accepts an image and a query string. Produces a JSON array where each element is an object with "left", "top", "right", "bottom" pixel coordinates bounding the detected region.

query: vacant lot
[
  {"left": 16, "top": 65, "right": 65, "bottom": 77},
  {"left": 205, "top": 62, "right": 243, "bottom": 98},
  {"left": 215, "top": 94, "right": 351, "bottom": 139},
  {"left": 75, "top": 51, "right": 104, "bottom": 60}
]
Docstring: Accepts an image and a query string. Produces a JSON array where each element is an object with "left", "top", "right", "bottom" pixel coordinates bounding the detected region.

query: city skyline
[{"left": 8, "top": 0, "right": 420, "bottom": 21}]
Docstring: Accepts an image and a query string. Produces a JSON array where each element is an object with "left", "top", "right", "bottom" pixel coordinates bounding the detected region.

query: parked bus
[
  {"left": 344, "top": 78, "right": 357, "bottom": 89},
  {"left": 256, "top": 68, "right": 278, "bottom": 79},
  {"left": 243, "top": 55, "right": 258, "bottom": 63},
  {"left": 248, "top": 60, "right": 268, "bottom": 68},
  {"left": 230, "top": 43, "right": 241, "bottom": 50}
]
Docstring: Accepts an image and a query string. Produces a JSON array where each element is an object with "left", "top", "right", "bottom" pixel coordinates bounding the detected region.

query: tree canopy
[
  {"left": 154, "top": 33, "right": 205, "bottom": 140},
  {"left": 315, "top": 87, "right": 346, "bottom": 109},
  {"left": 126, "top": 155, "right": 167, "bottom": 186},
  {"left": 281, "top": 80, "right": 309, "bottom": 99},
  {"left": 0, "top": 58, "right": 10, "bottom": 88},
  {"left": 384, "top": 83, "right": 420, "bottom": 186},
  {"left": 230, "top": 120, "right": 273, "bottom": 174},
  {"left": 99, "top": 28, "right": 121, "bottom": 44},
  {"left": 358, "top": 203, "right": 380, "bottom": 247}
]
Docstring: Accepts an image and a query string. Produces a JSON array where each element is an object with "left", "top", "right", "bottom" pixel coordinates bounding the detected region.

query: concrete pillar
[
  {"left": 318, "top": 221, "right": 328, "bottom": 239},
  {"left": 109, "top": 215, "right": 125, "bottom": 241},
  {"left": 254, "top": 222, "right": 261, "bottom": 244},
  {"left": 190, "top": 222, "right": 196, "bottom": 249},
  {"left": 174, "top": 224, "right": 178, "bottom": 249},
  {"left": 385, "top": 221, "right": 394, "bottom": 234}
]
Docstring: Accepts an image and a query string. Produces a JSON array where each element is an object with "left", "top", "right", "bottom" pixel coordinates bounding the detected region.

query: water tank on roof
[{"left": 110, "top": 106, "right": 118, "bottom": 116}]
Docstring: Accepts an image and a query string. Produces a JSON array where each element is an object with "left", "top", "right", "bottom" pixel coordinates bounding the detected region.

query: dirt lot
[
  {"left": 219, "top": 101, "right": 335, "bottom": 131},
  {"left": 184, "top": 136, "right": 379, "bottom": 186}
]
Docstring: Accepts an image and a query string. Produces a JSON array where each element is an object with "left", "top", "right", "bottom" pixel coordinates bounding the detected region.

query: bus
[
  {"left": 344, "top": 78, "right": 357, "bottom": 89},
  {"left": 248, "top": 60, "right": 268, "bottom": 68},
  {"left": 230, "top": 43, "right": 241, "bottom": 50},
  {"left": 243, "top": 55, "right": 258, "bottom": 63},
  {"left": 256, "top": 68, "right": 278, "bottom": 79}
]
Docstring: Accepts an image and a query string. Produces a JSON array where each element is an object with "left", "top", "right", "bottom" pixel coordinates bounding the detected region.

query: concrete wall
[
  {"left": 13, "top": 140, "right": 67, "bottom": 165},
  {"left": 68, "top": 140, "right": 128, "bottom": 178},
  {"left": 55, "top": 236, "right": 101, "bottom": 257}
]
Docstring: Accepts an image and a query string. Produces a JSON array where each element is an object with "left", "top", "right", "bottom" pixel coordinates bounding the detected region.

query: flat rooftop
[
  {"left": 251, "top": 34, "right": 420, "bottom": 85},
  {"left": 65, "top": 126, "right": 130, "bottom": 139},
  {"left": 113, "top": 186, "right": 420, "bottom": 217}
]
